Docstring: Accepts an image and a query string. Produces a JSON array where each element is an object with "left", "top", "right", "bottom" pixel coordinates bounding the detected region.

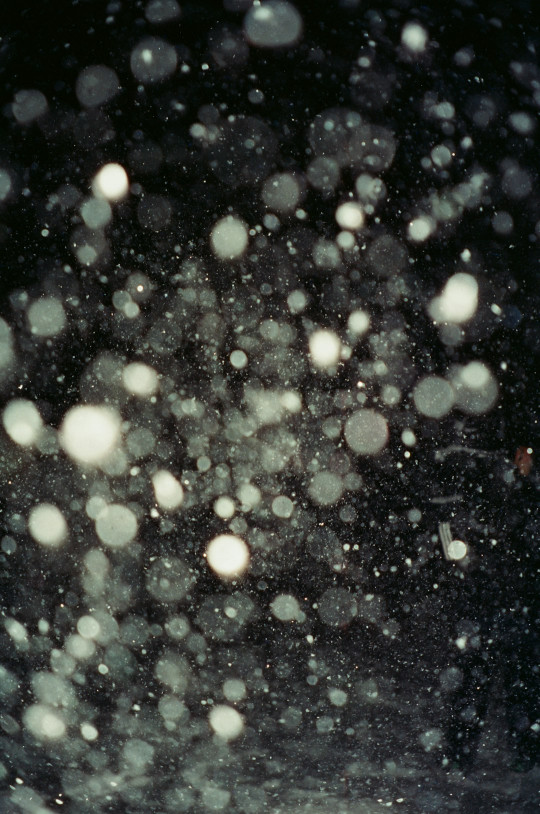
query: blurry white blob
[
  {"left": 214, "top": 495, "right": 235, "bottom": 519},
  {"left": 210, "top": 215, "right": 248, "bottom": 260},
  {"left": 347, "top": 309, "right": 370, "bottom": 337},
  {"left": 2, "top": 399, "right": 43, "bottom": 446},
  {"left": 92, "top": 163, "right": 129, "bottom": 201},
  {"left": 344, "top": 409, "right": 389, "bottom": 455},
  {"left": 95, "top": 504, "right": 138, "bottom": 548},
  {"left": 208, "top": 704, "right": 244, "bottom": 741},
  {"left": 12, "top": 89, "right": 48, "bottom": 124},
  {"left": 152, "top": 470, "right": 184, "bottom": 511},
  {"left": 309, "top": 328, "right": 341, "bottom": 369},
  {"left": 59, "top": 404, "right": 121, "bottom": 465},
  {"left": 75, "top": 64, "right": 120, "bottom": 108},
  {"left": 407, "top": 215, "right": 435, "bottom": 242},
  {"left": 335, "top": 201, "right": 364, "bottom": 231},
  {"left": 450, "top": 361, "right": 498, "bottom": 414},
  {"left": 429, "top": 272, "right": 479, "bottom": 324},
  {"left": 243, "top": 0, "right": 303, "bottom": 49},
  {"left": 27, "top": 296, "right": 66, "bottom": 337},
  {"left": 439, "top": 522, "right": 468, "bottom": 561},
  {"left": 270, "top": 593, "right": 304, "bottom": 622},
  {"left": 412, "top": 375, "right": 455, "bottom": 419},
  {"left": 145, "top": 0, "right": 181, "bottom": 24},
  {"left": 28, "top": 504, "right": 68, "bottom": 549},
  {"left": 401, "top": 21, "right": 429, "bottom": 53},
  {"left": 130, "top": 36, "right": 178, "bottom": 83},
  {"left": 23, "top": 704, "right": 66, "bottom": 740},
  {"left": 122, "top": 361, "right": 159, "bottom": 397},
  {"left": 206, "top": 534, "right": 250, "bottom": 580},
  {"left": 77, "top": 615, "right": 101, "bottom": 639}
]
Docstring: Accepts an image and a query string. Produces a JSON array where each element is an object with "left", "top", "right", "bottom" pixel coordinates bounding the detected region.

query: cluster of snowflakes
[{"left": 0, "top": 1, "right": 538, "bottom": 811}]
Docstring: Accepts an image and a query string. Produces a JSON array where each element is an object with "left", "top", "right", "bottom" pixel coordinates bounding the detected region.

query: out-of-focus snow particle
[
  {"left": 27, "top": 296, "right": 66, "bottom": 337},
  {"left": 145, "top": 0, "right": 181, "bottom": 24},
  {"left": 76, "top": 615, "right": 101, "bottom": 640},
  {"left": 270, "top": 594, "right": 303, "bottom": 622},
  {"left": 95, "top": 504, "right": 138, "bottom": 548},
  {"left": 412, "top": 376, "right": 455, "bottom": 419},
  {"left": 230, "top": 349, "right": 248, "bottom": 369},
  {"left": 65, "top": 634, "right": 96, "bottom": 660},
  {"left": 344, "top": 409, "right": 389, "bottom": 455},
  {"left": 208, "top": 704, "right": 244, "bottom": 741},
  {"left": 122, "top": 739, "right": 155, "bottom": 772},
  {"left": 446, "top": 539, "right": 468, "bottom": 560},
  {"left": 80, "top": 197, "right": 112, "bottom": 229},
  {"left": 401, "top": 22, "right": 429, "bottom": 53},
  {"left": 223, "top": 678, "right": 247, "bottom": 702},
  {"left": 347, "top": 309, "right": 370, "bottom": 337},
  {"left": 60, "top": 404, "right": 121, "bottom": 465},
  {"left": 23, "top": 704, "right": 66, "bottom": 740},
  {"left": 210, "top": 215, "right": 248, "bottom": 260},
  {"left": 130, "top": 36, "right": 177, "bottom": 83},
  {"left": 75, "top": 65, "right": 120, "bottom": 108},
  {"left": 401, "top": 428, "right": 416, "bottom": 446},
  {"left": 28, "top": 504, "right": 68, "bottom": 549},
  {"left": 335, "top": 201, "right": 364, "bottom": 231},
  {"left": 508, "top": 111, "right": 535, "bottom": 135},
  {"left": 80, "top": 722, "right": 99, "bottom": 741},
  {"left": 154, "top": 652, "right": 191, "bottom": 693},
  {"left": 328, "top": 688, "right": 348, "bottom": 707},
  {"left": 271, "top": 495, "right": 294, "bottom": 518},
  {"left": 152, "top": 470, "right": 184, "bottom": 511},
  {"left": 492, "top": 211, "right": 513, "bottom": 236},
  {"left": 206, "top": 534, "right": 250, "bottom": 580},
  {"left": 261, "top": 172, "right": 301, "bottom": 213},
  {"left": 0, "top": 169, "right": 12, "bottom": 203},
  {"left": 309, "top": 328, "right": 341, "bottom": 369},
  {"left": 429, "top": 272, "right": 479, "bottom": 324},
  {"left": 318, "top": 587, "right": 358, "bottom": 627},
  {"left": 450, "top": 361, "right": 498, "bottom": 414},
  {"left": 0, "top": 318, "right": 15, "bottom": 377},
  {"left": 3, "top": 399, "right": 43, "bottom": 446},
  {"left": 308, "top": 471, "right": 344, "bottom": 506},
  {"left": 214, "top": 496, "right": 236, "bottom": 519},
  {"left": 92, "top": 162, "right": 129, "bottom": 201},
  {"left": 236, "top": 483, "right": 261, "bottom": 511},
  {"left": 122, "top": 361, "right": 159, "bottom": 397},
  {"left": 407, "top": 215, "right": 435, "bottom": 242},
  {"left": 287, "top": 290, "right": 307, "bottom": 314},
  {"left": 12, "top": 89, "right": 48, "bottom": 124},
  {"left": 243, "top": 0, "right": 303, "bottom": 49},
  {"left": 146, "top": 557, "right": 195, "bottom": 602}
]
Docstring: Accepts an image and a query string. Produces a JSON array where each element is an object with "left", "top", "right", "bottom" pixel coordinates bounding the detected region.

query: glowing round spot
[
  {"left": 412, "top": 376, "right": 455, "bottom": 419},
  {"left": 243, "top": 0, "right": 303, "bottom": 49},
  {"left": 95, "top": 504, "right": 138, "bottom": 548},
  {"left": 27, "top": 296, "right": 66, "bottom": 337},
  {"left": 210, "top": 215, "right": 249, "bottom": 260},
  {"left": 92, "top": 163, "right": 129, "bottom": 201},
  {"left": 206, "top": 534, "right": 250, "bottom": 581},
  {"left": 344, "top": 409, "right": 389, "bottom": 456},
  {"left": 335, "top": 201, "right": 364, "bottom": 231},
  {"left": 23, "top": 704, "right": 66, "bottom": 740},
  {"left": 309, "top": 328, "right": 341, "bottom": 369},
  {"left": 208, "top": 704, "right": 244, "bottom": 741},
  {"left": 2, "top": 399, "right": 43, "bottom": 446},
  {"left": 152, "top": 470, "right": 184, "bottom": 511},
  {"left": 28, "top": 504, "right": 68, "bottom": 549},
  {"left": 122, "top": 362, "right": 159, "bottom": 397},
  {"left": 60, "top": 404, "right": 121, "bottom": 465},
  {"left": 447, "top": 540, "right": 468, "bottom": 561}
]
